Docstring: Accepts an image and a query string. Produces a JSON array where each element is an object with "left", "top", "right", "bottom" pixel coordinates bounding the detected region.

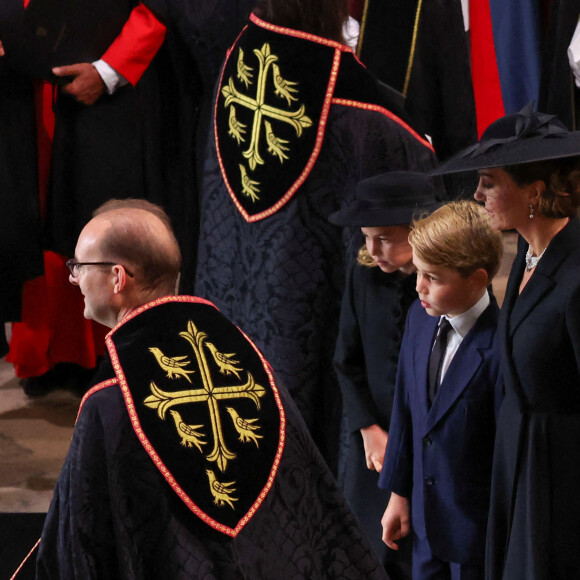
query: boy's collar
[{"left": 442, "top": 291, "right": 490, "bottom": 338}]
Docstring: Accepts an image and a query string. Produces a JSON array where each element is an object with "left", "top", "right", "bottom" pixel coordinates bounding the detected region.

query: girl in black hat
[
  {"left": 331, "top": 171, "right": 439, "bottom": 579},
  {"left": 435, "top": 104, "right": 580, "bottom": 580}
]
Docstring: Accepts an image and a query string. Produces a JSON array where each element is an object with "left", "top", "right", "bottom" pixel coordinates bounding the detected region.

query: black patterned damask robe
[
  {"left": 36, "top": 297, "right": 387, "bottom": 579},
  {"left": 194, "top": 13, "right": 436, "bottom": 469}
]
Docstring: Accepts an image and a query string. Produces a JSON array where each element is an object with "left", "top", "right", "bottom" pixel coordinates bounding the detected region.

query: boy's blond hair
[{"left": 409, "top": 201, "right": 503, "bottom": 281}]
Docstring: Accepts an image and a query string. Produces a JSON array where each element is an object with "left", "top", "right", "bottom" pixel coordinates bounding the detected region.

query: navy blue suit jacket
[{"left": 378, "top": 295, "right": 502, "bottom": 565}]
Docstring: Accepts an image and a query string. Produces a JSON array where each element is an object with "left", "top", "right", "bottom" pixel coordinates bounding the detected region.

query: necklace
[{"left": 525, "top": 245, "right": 547, "bottom": 270}]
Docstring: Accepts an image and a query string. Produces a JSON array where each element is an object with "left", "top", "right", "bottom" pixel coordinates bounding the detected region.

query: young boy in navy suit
[{"left": 379, "top": 201, "right": 504, "bottom": 580}]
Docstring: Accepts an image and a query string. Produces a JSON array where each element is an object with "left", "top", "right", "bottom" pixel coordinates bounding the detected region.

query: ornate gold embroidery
[
  {"left": 239, "top": 164, "right": 260, "bottom": 201},
  {"left": 236, "top": 48, "right": 254, "bottom": 88},
  {"left": 222, "top": 43, "right": 313, "bottom": 200},
  {"left": 207, "top": 469, "right": 238, "bottom": 508},
  {"left": 148, "top": 347, "right": 195, "bottom": 382},
  {"left": 145, "top": 321, "right": 267, "bottom": 508}
]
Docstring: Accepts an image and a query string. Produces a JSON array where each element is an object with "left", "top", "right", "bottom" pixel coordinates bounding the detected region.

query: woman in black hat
[
  {"left": 331, "top": 170, "right": 439, "bottom": 579},
  {"left": 435, "top": 103, "right": 580, "bottom": 580}
]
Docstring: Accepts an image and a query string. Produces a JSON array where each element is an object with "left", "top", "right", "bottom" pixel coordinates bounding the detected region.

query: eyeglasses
[{"left": 66, "top": 259, "right": 135, "bottom": 278}]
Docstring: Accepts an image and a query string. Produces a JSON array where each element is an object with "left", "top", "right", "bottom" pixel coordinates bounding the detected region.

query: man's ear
[{"left": 112, "top": 265, "right": 127, "bottom": 294}]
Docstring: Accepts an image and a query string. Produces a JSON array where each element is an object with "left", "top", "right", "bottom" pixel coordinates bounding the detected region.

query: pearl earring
[{"left": 529, "top": 204, "right": 534, "bottom": 220}]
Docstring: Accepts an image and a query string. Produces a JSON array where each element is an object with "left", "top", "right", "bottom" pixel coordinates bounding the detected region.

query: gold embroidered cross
[
  {"left": 144, "top": 321, "right": 266, "bottom": 473},
  {"left": 222, "top": 43, "right": 313, "bottom": 175}
]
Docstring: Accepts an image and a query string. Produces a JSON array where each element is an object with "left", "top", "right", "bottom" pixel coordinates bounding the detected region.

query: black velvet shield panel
[{"left": 36, "top": 299, "right": 389, "bottom": 579}]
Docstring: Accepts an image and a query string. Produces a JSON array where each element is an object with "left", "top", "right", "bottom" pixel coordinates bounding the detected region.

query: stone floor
[
  {"left": 0, "top": 232, "right": 518, "bottom": 516},
  {"left": 0, "top": 361, "right": 79, "bottom": 514}
]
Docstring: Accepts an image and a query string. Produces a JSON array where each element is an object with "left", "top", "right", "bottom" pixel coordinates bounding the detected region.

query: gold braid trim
[
  {"left": 356, "top": 0, "right": 370, "bottom": 56},
  {"left": 403, "top": 0, "right": 424, "bottom": 97}
]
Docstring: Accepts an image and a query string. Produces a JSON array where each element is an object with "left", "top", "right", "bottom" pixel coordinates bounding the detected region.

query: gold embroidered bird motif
[
  {"left": 272, "top": 63, "right": 298, "bottom": 106},
  {"left": 169, "top": 410, "right": 206, "bottom": 452},
  {"left": 149, "top": 347, "right": 195, "bottom": 382},
  {"left": 206, "top": 469, "right": 238, "bottom": 509},
  {"left": 228, "top": 106, "right": 247, "bottom": 145},
  {"left": 239, "top": 164, "right": 260, "bottom": 202},
  {"left": 205, "top": 342, "right": 243, "bottom": 379},
  {"left": 264, "top": 120, "right": 290, "bottom": 163},
  {"left": 226, "top": 407, "right": 263, "bottom": 447},
  {"left": 236, "top": 48, "right": 254, "bottom": 88}
]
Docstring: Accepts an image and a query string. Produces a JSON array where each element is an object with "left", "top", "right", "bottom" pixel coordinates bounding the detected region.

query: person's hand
[
  {"left": 0, "top": 41, "right": 5, "bottom": 57},
  {"left": 360, "top": 424, "right": 388, "bottom": 472},
  {"left": 52, "top": 63, "right": 105, "bottom": 105},
  {"left": 381, "top": 492, "right": 410, "bottom": 550}
]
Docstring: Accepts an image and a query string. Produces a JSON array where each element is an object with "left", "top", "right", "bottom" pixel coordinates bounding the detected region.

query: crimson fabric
[
  {"left": 469, "top": 0, "right": 505, "bottom": 136},
  {"left": 7, "top": 252, "right": 107, "bottom": 377},
  {"left": 102, "top": 2, "right": 166, "bottom": 84},
  {"left": 470, "top": 0, "right": 541, "bottom": 137}
]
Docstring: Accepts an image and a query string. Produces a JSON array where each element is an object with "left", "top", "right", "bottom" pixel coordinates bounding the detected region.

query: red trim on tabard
[
  {"left": 331, "top": 98, "right": 435, "bottom": 151},
  {"left": 214, "top": 16, "right": 345, "bottom": 223},
  {"left": 105, "top": 295, "right": 286, "bottom": 537},
  {"left": 250, "top": 13, "right": 356, "bottom": 53},
  {"left": 9, "top": 538, "right": 41, "bottom": 580},
  {"left": 108, "top": 295, "right": 218, "bottom": 334},
  {"left": 469, "top": 0, "right": 505, "bottom": 136}
]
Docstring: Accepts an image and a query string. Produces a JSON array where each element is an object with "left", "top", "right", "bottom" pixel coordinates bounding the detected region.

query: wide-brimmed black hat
[
  {"left": 329, "top": 171, "right": 440, "bottom": 227},
  {"left": 432, "top": 102, "right": 580, "bottom": 175}
]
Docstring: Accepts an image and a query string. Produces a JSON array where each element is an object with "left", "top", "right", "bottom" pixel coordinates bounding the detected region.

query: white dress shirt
[
  {"left": 438, "top": 290, "right": 490, "bottom": 382},
  {"left": 92, "top": 60, "right": 129, "bottom": 95}
]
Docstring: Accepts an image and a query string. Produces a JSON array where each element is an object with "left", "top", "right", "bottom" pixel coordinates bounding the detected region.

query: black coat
[
  {"left": 335, "top": 260, "right": 417, "bottom": 432},
  {"left": 357, "top": 0, "right": 476, "bottom": 162},
  {"left": 0, "top": 0, "right": 43, "bottom": 340},
  {"left": 333, "top": 256, "right": 416, "bottom": 570},
  {"left": 486, "top": 219, "right": 580, "bottom": 579},
  {"left": 538, "top": 0, "right": 580, "bottom": 131}
]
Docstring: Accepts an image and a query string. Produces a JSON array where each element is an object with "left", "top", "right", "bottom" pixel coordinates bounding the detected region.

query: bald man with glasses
[{"left": 34, "top": 198, "right": 388, "bottom": 579}]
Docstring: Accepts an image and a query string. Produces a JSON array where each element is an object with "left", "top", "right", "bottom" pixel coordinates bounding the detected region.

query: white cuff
[
  {"left": 342, "top": 16, "right": 360, "bottom": 50},
  {"left": 567, "top": 17, "right": 580, "bottom": 89},
  {"left": 92, "top": 59, "right": 129, "bottom": 95}
]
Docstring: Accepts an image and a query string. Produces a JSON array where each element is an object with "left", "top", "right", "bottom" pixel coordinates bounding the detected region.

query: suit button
[
  {"left": 424, "top": 476, "right": 434, "bottom": 486},
  {"left": 423, "top": 436, "right": 433, "bottom": 446}
]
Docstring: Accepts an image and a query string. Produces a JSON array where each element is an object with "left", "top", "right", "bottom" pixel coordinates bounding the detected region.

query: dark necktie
[{"left": 428, "top": 318, "right": 453, "bottom": 406}]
